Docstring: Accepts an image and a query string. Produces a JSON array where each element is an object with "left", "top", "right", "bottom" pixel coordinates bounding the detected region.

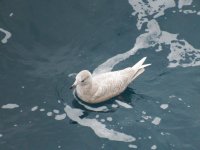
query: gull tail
[
  {"left": 131, "top": 57, "right": 151, "bottom": 80},
  {"left": 132, "top": 57, "right": 151, "bottom": 70}
]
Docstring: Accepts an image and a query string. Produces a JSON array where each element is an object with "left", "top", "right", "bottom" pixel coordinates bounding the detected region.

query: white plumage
[{"left": 71, "top": 57, "right": 151, "bottom": 103}]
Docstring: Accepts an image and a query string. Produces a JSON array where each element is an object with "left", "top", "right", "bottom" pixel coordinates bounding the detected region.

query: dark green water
[{"left": 0, "top": 0, "right": 200, "bottom": 149}]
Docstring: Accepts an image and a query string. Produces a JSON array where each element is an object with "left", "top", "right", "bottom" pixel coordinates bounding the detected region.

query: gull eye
[{"left": 81, "top": 80, "right": 85, "bottom": 83}]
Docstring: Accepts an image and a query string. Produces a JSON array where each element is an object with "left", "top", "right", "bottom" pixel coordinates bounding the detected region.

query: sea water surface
[{"left": 0, "top": 0, "right": 200, "bottom": 149}]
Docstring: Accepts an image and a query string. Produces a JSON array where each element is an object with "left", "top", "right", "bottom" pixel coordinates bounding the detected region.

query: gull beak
[{"left": 70, "top": 81, "right": 77, "bottom": 90}]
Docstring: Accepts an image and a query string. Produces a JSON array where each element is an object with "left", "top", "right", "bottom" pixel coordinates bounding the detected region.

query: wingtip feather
[
  {"left": 141, "top": 63, "right": 151, "bottom": 68},
  {"left": 132, "top": 57, "right": 148, "bottom": 69}
]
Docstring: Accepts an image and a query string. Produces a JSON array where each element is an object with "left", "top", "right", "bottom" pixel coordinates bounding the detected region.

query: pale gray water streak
[
  {"left": 0, "top": 28, "right": 11, "bottom": 44},
  {"left": 94, "top": 0, "right": 200, "bottom": 74},
  {"left": 64, "top": 105, "right": 136, "bottom": 142}
]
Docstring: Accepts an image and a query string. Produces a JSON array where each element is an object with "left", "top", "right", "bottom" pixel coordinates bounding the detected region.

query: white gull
[{"left": 70, "top": 57, "right": 151, "bottom": 103}]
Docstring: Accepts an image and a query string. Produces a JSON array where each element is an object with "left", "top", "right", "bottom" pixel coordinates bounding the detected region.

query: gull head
[{"left": 70, "top": 70, "right": 92, "bottom": 89}]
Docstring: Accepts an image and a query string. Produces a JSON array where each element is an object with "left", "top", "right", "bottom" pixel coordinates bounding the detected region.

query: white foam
[
  {"left": 169, "top": 95, "right": 176, "bottom": 98},
  {"left": 39, "top": 108, "right": 45, "bottom": 112},
  {"left": 183, "top": 9, "right": 196, "bottom": 14},
  {"left": 128, "top": 0, "right": 175, "bottom": 29},
  {"left": 111, "top": 104, "right": 118, "bottom": 108},
  {"left": 9, "top": 13, "right": 13, "bottom": 17},
  {"left": 93, "top": 0, "right": 200, "bottom": 77},
  {"left": 0, "top": 134, "right": 2, "bottom": 138},
  {"left": 142, "top": 115, "right": 152, "bottom": 120},
  {"left": 100, "top": 119, "right": 105, "bottom": 122},
  {"left": 93, "top": 46, "right": 139, "bottom": 75},
  {"left": 64, "top": 105, "right": 136, "bottom": 142},
  {"left": 128, "top": 144, "right": 138, "bottom": 149},
  {"left": 76, "top": 99, "right": 109, "bottom": 112},
  {"left": 95, "top": 115, "right": 99, "bottom": 118},
  {"left": 1, "top": 104, "right": 19, "bottom": 109},
  {"left": 141, "top": 111, "right": 152, "bottom": 122},
  {"left": 164, "top": 21, "right": 200, "bottom": 67},
  {"left": 151, "top": 145, "right": 157, "bottom": 150},
  {"left": 47, "top": 112, "right": 53, "bottom": 116},
  {"left": 141, "top": 19, "right": 200, "bottom": 68},
  {"left": 106, "top": 117, "right": 113, "bottom": 122},
  {"left": 169, "top": 40, "right": 200, "bottom": 67},
  {"left": 115, "top": 100, "right": 133, "bottom": 109},
  {"left": 68, "top": 73, "right": 77, "bottom": 78},
  {"left": 160, "top": 104, "right": 169, "bottom": 109},
  {"left": 93, "top": 18, "right": 199, "bottom": 74},
  {"left": 178, "top": 97, "right": 183, "bottom": 101},
  {"left": 53, "top": 109, "right": 60, "bottom": 114},
  {"left": 91, "top": 20, "right": 166, "bottom": 74},
  {"left": 0, "top": 28, "right": 12, "bottom": 44},
  {"left": 178, "top": 0, "right": 193, "bottom": 9},
  {"left": 55, "top": 113, "right": 66, "bottom": 120},
  {"left": 161, "top": 132, "right": 170, "bottom": 136},
  {"left": 142, "top": 111, "right": 146, "bottom": 115},
  {"left": 152, "top": 117, "right": 161, "bottom": 125},
  {"left": 132, "top": 2, "right": 200, "bottom": 68},
  {"left": 31, "top": 106, "right": 38, "bottom": 111}
]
